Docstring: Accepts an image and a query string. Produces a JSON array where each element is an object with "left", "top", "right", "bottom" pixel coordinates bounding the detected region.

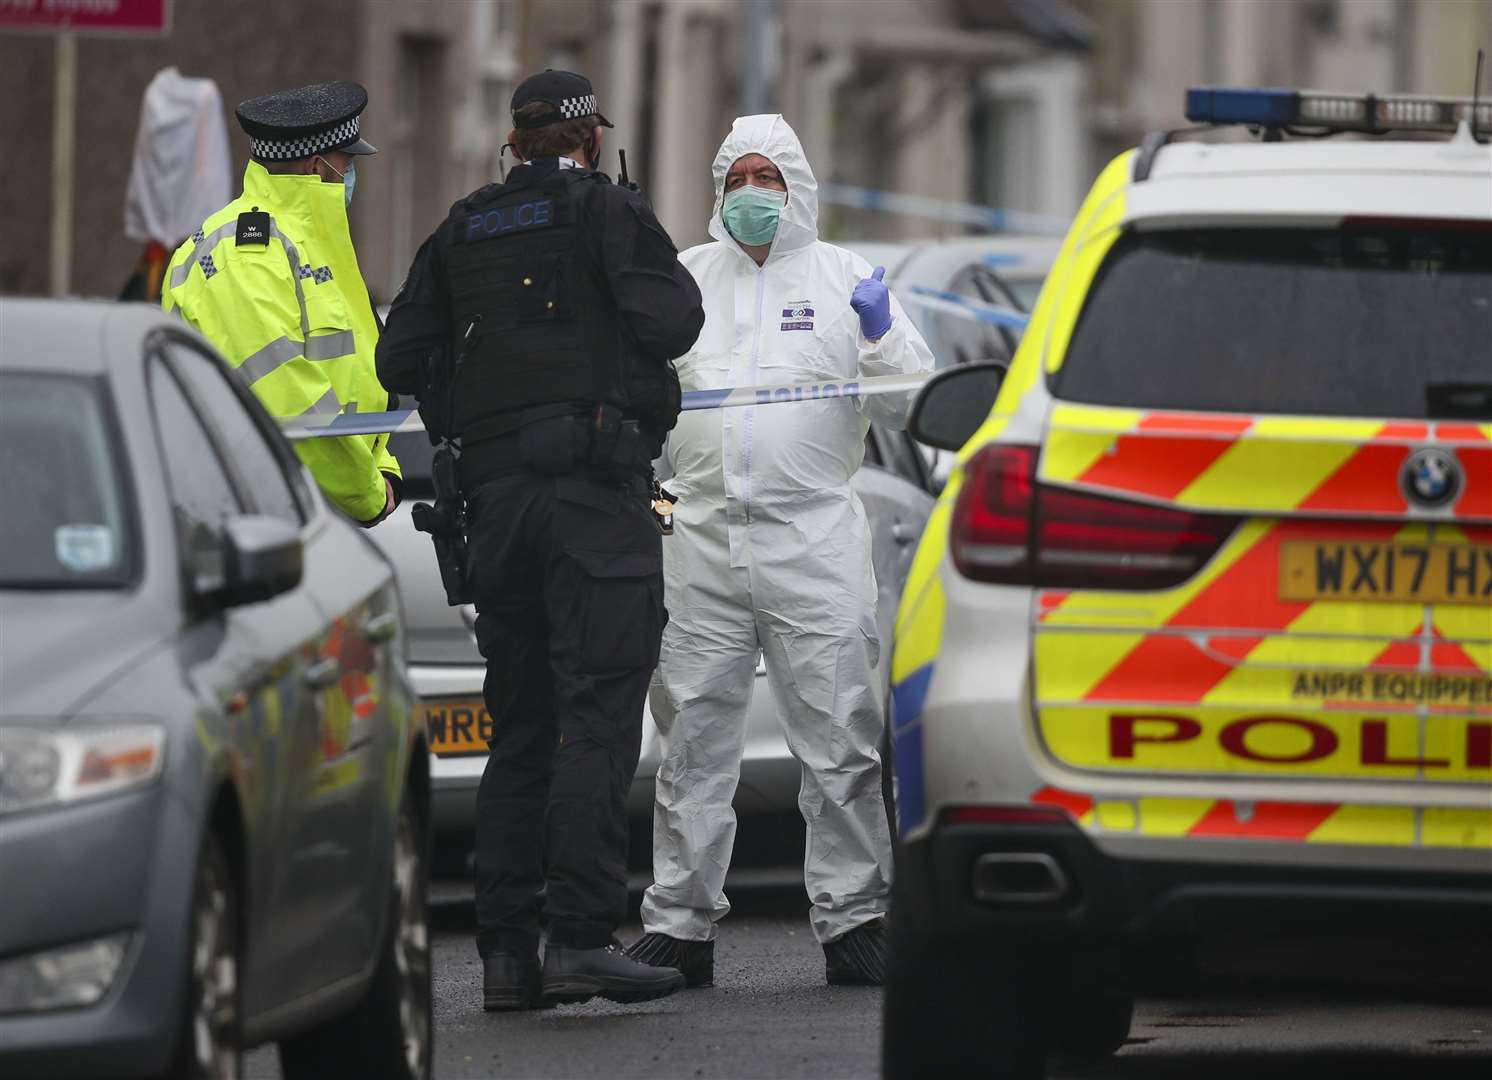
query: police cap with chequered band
[
  {"left": 236, "top": 80, "right": 378, "bottom": 162},
  {"left": 510, "top": 69, "right": 614, "bottom": 130}
]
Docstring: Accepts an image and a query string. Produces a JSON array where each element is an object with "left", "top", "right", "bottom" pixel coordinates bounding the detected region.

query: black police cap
[
  {"left": 511, "top": 70, "right": 614, "bottom": 130},
  {"left": 236, "top": 80, "right": 378, "bottom": 161}
]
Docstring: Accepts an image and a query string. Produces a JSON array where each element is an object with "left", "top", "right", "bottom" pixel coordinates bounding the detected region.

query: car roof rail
[{"left": 1132, "top": 130, "right": 1174, "bottom": 183}]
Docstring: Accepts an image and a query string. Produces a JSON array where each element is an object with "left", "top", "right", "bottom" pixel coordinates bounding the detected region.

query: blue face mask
[
  {"left": 318, "top": 156, "right": 356, "bottom": 208},
  {"left": 722, "top": 184, "right": 785, "bottom": 246}
]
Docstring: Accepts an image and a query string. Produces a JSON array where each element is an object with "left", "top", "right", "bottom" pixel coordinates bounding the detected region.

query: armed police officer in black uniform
[{"left": 377, "top": 71, "right": 704, "bottom": 1010}]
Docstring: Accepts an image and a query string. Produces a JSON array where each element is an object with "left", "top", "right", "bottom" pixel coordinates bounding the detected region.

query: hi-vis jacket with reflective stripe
[{"left": 162, "top": 161, "right": 399, "bottom": 523}]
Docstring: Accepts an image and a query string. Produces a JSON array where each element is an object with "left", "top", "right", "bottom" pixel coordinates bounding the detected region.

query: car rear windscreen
[
  {"left": 0, "top": 374, "right": 133, "bottom": 588},
  {"left": 1052, "top": 224, "right": 1492, "bottom": 419}
]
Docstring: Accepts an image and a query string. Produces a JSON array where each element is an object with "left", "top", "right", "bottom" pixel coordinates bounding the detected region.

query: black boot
[
  {"left": 542, "top": 941, "right": 686, "bottom": 1005},
  {"left": 823, "top": 918, "right": 888, "bottom": 986},
  {"left": 625, "top": 932, "right": 716, "bottom": 988},
  {"left": 483, "top": 951, "right": 542, "bottom": 1011}
]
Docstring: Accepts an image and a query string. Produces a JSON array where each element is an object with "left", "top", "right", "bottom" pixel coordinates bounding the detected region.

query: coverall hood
[{"left": 707, "top": 114, "right": 818, "bottom": 260}]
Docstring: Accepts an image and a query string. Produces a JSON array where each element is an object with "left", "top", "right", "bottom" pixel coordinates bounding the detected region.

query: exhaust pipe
[{"left": 971, "top": 852, "right": 1071, "bottom": 905}]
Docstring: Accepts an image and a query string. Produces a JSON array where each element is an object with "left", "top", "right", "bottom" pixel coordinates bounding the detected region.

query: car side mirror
[
  {"left": 221, "top": 515, "right": 303, "bottom": 607},
  {"left": 908, "top": 362, "right": 1007, "bottom": 452}
]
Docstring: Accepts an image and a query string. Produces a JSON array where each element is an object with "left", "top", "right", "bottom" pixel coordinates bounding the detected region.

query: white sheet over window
[{"left": 124, "top": 67, "right": 232, "bottom": 249}]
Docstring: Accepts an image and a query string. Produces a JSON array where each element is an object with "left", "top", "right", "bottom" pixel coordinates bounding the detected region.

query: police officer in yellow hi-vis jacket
[{"left": 163, "top": 80, "right": 400, "bottom": 526}]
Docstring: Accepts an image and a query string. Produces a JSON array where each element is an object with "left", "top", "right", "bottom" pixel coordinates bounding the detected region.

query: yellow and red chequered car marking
[
  {"left": 1038, "top": 525, "right": 1486, "bottom": 691},
  {"left": 1042, "top": 411, "right": 1253, "bottom": 504},
  {"left": 1041, "top": 406, "right": 1492, "bottom": 520},
  {"left": 1034, "top": 514, "right": 1490, "bottom": 783},
  {"left": 1453, "top": 447, "right": 1492, "bottom": 522},
  {"left": 1038, "top": 631, "right": 1491, "bottom": 709},
  {"left": 1036, "top": 518, "right": 1277, "bottom": 635},
  {"left": 1032, "top": 786, "right": 1491, "bottom": 848},
  {"left": 1433, "top": 576, "right": 1492, "bottom": 676}
]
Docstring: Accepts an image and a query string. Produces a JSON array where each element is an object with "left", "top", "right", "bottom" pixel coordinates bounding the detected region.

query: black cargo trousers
[{"left": 465, "top": 465, "right": 664, "bottom": 957}]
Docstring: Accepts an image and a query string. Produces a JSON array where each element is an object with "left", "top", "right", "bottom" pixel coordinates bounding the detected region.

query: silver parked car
[
  {"left": 847, "top": 235, "right": 1061, "bottom": 369},
  {"left": 372, "top": 423, "right": 936, "bottom": 853},
  {"left": 0, "top": 300, "right": 431, "bottom": 1079}
]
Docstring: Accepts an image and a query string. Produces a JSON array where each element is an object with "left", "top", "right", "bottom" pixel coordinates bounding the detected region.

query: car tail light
[
  {"left": 940, "top": 804, "right": 1073, "bottom": 827},
  {"left": 951, "top": 444, "right": 1240, "bottom": 589}
]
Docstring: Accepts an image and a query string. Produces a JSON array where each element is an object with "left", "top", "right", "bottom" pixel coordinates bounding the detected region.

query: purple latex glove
[{"left": 850, "top": 265, "right": 893, "bottom": 341}]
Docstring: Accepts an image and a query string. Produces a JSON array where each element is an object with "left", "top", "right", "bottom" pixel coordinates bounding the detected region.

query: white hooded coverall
[{"left": 641, "top": 115, "right": 935, "bottom": 944}]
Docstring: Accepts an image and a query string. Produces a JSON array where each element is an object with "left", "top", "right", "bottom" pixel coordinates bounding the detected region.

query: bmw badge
[{"left": 1400, "top": 448, "right": 1461, "bottom": 509}]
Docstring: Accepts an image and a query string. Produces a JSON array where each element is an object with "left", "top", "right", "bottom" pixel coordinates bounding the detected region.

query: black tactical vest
[{"left": 440, "top": 163, "right": 675, "bottom": 442}]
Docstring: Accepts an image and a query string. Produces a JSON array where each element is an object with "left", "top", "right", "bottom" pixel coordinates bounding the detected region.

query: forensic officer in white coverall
[{"left": 627, "top": 114, "right": 935, "bottom": 988}]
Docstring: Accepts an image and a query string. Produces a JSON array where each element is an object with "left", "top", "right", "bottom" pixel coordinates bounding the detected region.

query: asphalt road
[{"left": 247, "top": 884, "right": 1492, "bottom": 1080}]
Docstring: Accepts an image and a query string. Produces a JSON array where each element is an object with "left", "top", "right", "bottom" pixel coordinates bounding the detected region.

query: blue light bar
[
  {"left": 1185, "top": 86, "right": 1492, "bottom": 133},
  {"left": 1186, "top": 87, "right": 1300, "bottom": 127}
]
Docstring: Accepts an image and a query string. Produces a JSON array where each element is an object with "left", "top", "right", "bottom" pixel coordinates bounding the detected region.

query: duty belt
[
  {"left": 458, "top": 430, "right": 544, "bottom": 485},
  {"left": 459, "top": 411, "right": 655, "bottom": 488}
]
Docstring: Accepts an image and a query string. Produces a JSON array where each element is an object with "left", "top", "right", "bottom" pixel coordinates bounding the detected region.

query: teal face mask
[{"left": 722, "top": 185, "right": 785, "bottom": 246}]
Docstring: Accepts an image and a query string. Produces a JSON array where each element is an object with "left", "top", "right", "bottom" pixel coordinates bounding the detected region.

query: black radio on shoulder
[{"left": 236, "top": 210, "right": 271, "bottom": 246}]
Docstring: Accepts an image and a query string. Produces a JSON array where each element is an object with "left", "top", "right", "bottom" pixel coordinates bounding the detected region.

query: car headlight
[{"left": 0, "top": 724, "right": 165, "bottom": 817}]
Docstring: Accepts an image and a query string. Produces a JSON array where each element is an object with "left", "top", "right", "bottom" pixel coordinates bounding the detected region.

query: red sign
[{"left": 0, "top": 0, "right": 171, "bottom": 34}]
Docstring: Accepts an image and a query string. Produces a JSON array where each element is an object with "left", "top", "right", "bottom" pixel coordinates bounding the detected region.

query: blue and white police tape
[
  {"left": 819, "top": 183, "right": 1068, "bottom": 237},
  {"left": 900, "top": 286, "right": 1030, "bottom": 331},
  {"left": 281, "top": 371, "right": 935, "bottom": 441}
]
